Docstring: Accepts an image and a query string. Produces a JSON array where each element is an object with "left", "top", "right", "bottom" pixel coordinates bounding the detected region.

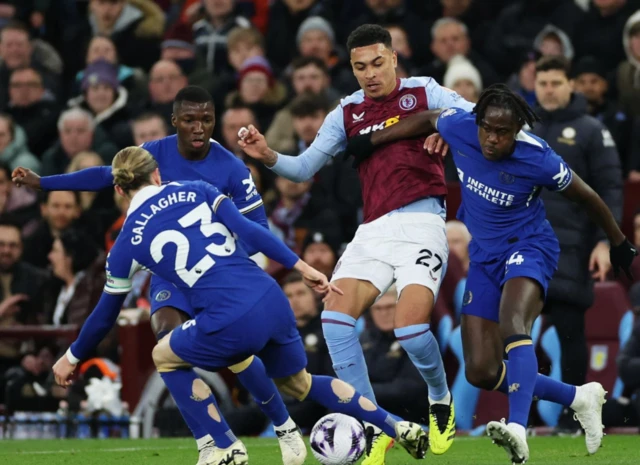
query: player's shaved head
[{"left": 173, "top": 85, "right": 214, "bottom": 113}]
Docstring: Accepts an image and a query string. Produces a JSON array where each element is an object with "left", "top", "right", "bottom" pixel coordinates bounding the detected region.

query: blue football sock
[
  {"left": 504, "top": 335, "right": 537, "bottom": 427},
  {"left": 493, "top": 361, "right": 576, "bottom": 407},
  {"left": 235, "top": 356, "right": 289, "bottom": 427},
  {"left": 160, "top": 369, "right": 237, "bottom": 448},
  {"left": 322, "top": 311, "right": 376, "bottom": 403},
  {"left": 395, "top": 324, "right": 448, "bottom": 401},
  {"left": 307, "top": 375, "right": 397, "bottom": 438}
]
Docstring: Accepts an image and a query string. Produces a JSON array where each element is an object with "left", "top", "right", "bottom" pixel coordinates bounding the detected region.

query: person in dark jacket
[{"left": 532, "top": 55, "right": 624, "bottom": 433}]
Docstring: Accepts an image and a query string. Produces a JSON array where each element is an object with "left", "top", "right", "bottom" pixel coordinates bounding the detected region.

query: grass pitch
[{"left": 1, "top": 435, "right": 638, "bottom": 465}]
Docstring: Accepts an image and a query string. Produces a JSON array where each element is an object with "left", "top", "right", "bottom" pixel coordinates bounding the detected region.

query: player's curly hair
[
  {"left": 472, "top": 83, "right": 540, "bottom": 129},
  {"left": 112, "top": 146, "right": 158, "bottom": 193}
]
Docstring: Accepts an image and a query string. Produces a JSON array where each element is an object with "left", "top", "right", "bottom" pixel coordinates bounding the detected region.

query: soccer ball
[{"left": 310, "top": 413, "right": 366, "bottom": 465}]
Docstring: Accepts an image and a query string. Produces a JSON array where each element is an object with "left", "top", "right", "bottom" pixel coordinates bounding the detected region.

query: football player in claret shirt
[
  {"left": 52, "top": 147, "right": 430, "bottom": 465},
  {"left": 11, "top": 86, "right": 305, "bottom": 465},
  {"left": 239, "top": 24, "right": 473, "bottom": 462},
  {"left": 345, "top": 83, "right": 638, "bottom": 464}
]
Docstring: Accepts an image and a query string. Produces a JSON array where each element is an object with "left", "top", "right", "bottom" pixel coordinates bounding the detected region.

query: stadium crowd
[{"left": 0, "top": 0, "right": 640, "bottom": 437}]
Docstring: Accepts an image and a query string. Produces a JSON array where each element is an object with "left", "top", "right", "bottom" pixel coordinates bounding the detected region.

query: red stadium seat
[{"left": 584, "top": 281, "right": 632, "bottom": 393}]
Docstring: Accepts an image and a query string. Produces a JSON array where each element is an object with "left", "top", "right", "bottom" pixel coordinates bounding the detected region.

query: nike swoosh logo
[{"left": 262, "top": 394, "right": 275, "bottom": 405}]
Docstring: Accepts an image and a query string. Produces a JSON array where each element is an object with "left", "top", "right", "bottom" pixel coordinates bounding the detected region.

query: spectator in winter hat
[
  {"left": 301, "top": 228, "right": 340, "bottom": 279},
  {"left": 161, "top": 22, "right": 197, "bottom": 75},
  {"left": 443, "top": 54, "right": 483, "bottom": 103},
  {"left": 533, "top": 25, "right": 574, "bottom": 61}
]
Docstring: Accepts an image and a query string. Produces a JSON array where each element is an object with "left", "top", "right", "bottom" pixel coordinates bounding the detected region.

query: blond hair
[
  {"left": 66, "top": 151, "right": 103, "bottom": 174},
  {"left": 112, "top": 146, "right": 158, "bottom": 192}
]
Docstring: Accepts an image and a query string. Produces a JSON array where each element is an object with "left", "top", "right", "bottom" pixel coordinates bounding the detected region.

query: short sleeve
[
  {"left": 104, "top": 237, "right": 141, "bottom": 295},
  {"left": 435, "top": 108, "right": 473, "bottom": 142},
  {"left": 308, "top": 104, "right": 347, "bottom": 156},
  {"left": 226, "top": 159, "right": 264, "bottom": 214},
  {"left": 537, "top": 149, "right": 573, "bottom": 192},
  {"left": 424, "top": 77, "right": 475, "bottom": 112}
]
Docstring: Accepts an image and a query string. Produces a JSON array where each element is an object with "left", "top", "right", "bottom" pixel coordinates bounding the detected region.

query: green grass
[{"left": 1, "top": 436, "right": 638, "bottom": 465}]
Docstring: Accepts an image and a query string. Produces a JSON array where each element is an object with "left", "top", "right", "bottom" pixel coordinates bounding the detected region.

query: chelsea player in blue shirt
[
  {"left": 12, "top": 87, "right": 304, "bottom": 465},
  {"left": 344, "top": 84, "right": 638, "bottom": 464},
  {"left": 52, "top": 147, "right": 430, "bottom": 465}
]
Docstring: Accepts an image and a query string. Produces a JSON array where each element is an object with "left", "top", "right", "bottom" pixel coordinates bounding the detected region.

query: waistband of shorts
[{"left": 361, "top": 209, "right": 446, "bottom": 229}]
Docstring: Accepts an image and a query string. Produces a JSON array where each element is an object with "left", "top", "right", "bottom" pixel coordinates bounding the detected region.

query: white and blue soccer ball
[{"left": 310, "top": 413, "right": 366, "bottom": 465}]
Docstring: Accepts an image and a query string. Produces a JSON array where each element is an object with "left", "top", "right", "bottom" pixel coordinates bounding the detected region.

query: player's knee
[
  {"left": 394, "top": 285, "right": 434, "bottom": 327},
  {"left": 275, "top": 370, "right": 312, "bottom": 401},
  {"left": 323, "top": 291, "right": 345, "bottom": 312},
  {"left": 152, "top": 338, "right": 186, "bottom": 372},
  {"left": 465, "top": 361, "right": 500, "bottom": 390}
]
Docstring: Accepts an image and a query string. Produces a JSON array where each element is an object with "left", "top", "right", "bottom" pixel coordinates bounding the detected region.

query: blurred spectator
[
  {"left": 295, "top": 16, "right": 356, "bottom": 94},
  {"left": 68, "top": 60, "right": 133, "bottom": 148},
  {"left": 0, "top": 218, "right": 48, "bottom": 377},
  {"left": 344, "top": 0, "right": 430, "bottom": 65},
  {"left": 288, "top": 92, "right": 360, "bottom": 241},
  {"left": 573, "top": 56, "right": 634, "bottom": 175},
  {"left": 617, "top": 10, "right": 640, "bottom": 117},
  {"left": 193, "top": 0, "right": 251, "bottom": 74},
  {"left": 269, "top": 172, "right": 340, "bottom": 251},
  {"left": 0, "top": 20, "right": 62, "bottom": 110},
  {"left": 131, "top": 112, "right": 169, "bottom": 146},
  {"left": 533, "top": 56, "right": 623, "bottom": 434},
  {"left": 385, "top": 24, "right": 416, "bottom": 73},
  {"left": 483, "top": 0, "right": 583, "bottom": 76},
  {"left": 443, "top": 55, "right": 482, "bottom": 103},
  {"left": 41, "top": 108, "right": 118, "bottom": 176},
  {"left": 42, "top": 228, "right": 118, "bottom": 359},
  {"left": 141, "top": 59, "right": 188, "bottom": 128},
  {"left": 22, "top": 191, "right": 82, "bottom": 269},
  {"left": 85, "top": 0, "right": 165, "bottom": 72},
  {"left": 225, "top": 56, "right": 287, "bottom": 131},
  {"left": 160, "top": 22, "right": 197, "bottom": 76},
  {"left": 74, "top": 35, "right": 147, "bottom": 103},
  {"left": 361, "top": 284, "right": 429, "bottom": 423},
  {"left": 65, "top": 151, "right": 106, "bottom": 212},
  {"left": 436, "top": 0, "right": 505, "bottom": 44},
  {"left": 6, "top": 67, "right": 60, "bottom": 157},
  {"left": 301, "top": 229, "right": 340, "bottom": 280},
  {"left": 205, "top": 26, "right": 266, "bottom": 122},
  {"left": 420, "top": 17, "right": 500, "bottom": 88},
  {"left": 635, "top": 210, "right": 640, "bottom": 247},
  {"left": 573, "top": 0, "right": 637, "bottom": 73},
  {"left": 0, "top": 113, "right": 40, "bottom": 172},
  {"left": 225, "top": 271, "right": 332, "bottom": 434},
  {"left": 266, "top": 56, "right": 339, "bottom": 154},
  {"left": 507, "top": 49, "right": 541, "bottom": 107},
  {"left": 266, "top": 0, "right": 329, "bottom": 71},
  {"left": 0, "top": 162, "right": 38, "bottom": 235},
  {"left": 533, "top": 25, "right": 575, "bottom": 62},
  {"left": 445, "top": 220, "right": 470, "bottom": 274}
]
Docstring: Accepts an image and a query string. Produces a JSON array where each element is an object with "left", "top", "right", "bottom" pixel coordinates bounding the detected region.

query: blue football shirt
[
  {"left": 104, "top": 181, "right": 289, "bottom": 333},
  {"left": 436, "top": 108, "right": 573, "bottom": 259}
]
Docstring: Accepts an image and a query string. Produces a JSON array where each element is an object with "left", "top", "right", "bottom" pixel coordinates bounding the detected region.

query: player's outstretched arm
[
  {"left": 561, "top": 170, "right": 638, "bottom": 278},
  {"left": 215, "top": 196, "right": 342, "bottom": 295},
  {"left": 52, "top": 291, "right": 127, "bottom": 386},
  {"left": 238, "top": 124, "right": 332, "bottom": 182},
  {"left": 12, "top": 165, "right": 114, "bottom": 192},
  {"left": 344, "top": 110, "right": 444, "bottom": 167}
]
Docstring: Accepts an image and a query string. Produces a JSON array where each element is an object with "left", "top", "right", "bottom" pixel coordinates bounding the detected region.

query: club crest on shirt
[
  {"left": 399, "top": 94, "right": 417, "bottom": 111},
  {"left": 499, "top": 171, "right": 515, "bottom": 184},
  {"left": 155, "top": 290, "right": 171, "bottom": 302},
  {"left": 463, "top": 290, "right": 473, "bottom": 306}
]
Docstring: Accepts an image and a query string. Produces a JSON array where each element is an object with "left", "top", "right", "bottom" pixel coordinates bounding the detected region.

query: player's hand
[
  {"left": 609, "top": 238, "right": 638, "bottom": 280},
  {"left": 424, "top": 133, "right": 449, "bottom": 157},
  {"left": 589, "top": 241, "right": 612, "bottom": 281},
  {"left": 52, "top": 354, "right": 76, "bottom": 387},
  {"left": 344, "top": 134, "right": 375, "bottom": 168},
  {"left": 294, "top": 260, "right": 343, "bottom": 295},
  {"left": 237, "top": 125, "right": 278, "bottom": 167},
  {"left": 12, "top": 167, "right": 41, "bottom": 189}
]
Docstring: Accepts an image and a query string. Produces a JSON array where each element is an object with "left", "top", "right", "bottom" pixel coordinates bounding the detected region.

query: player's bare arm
[
  {"left": 345, "top": 110, "right": 444, "bottom": 167},
  {"left": 560, "top": 170, "right": 637, "bottom": 278}
]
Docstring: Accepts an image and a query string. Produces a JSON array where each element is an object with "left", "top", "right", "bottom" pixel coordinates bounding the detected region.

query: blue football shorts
[{"left": 169, "top": 284, "right": 307, "bottom": 378}]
